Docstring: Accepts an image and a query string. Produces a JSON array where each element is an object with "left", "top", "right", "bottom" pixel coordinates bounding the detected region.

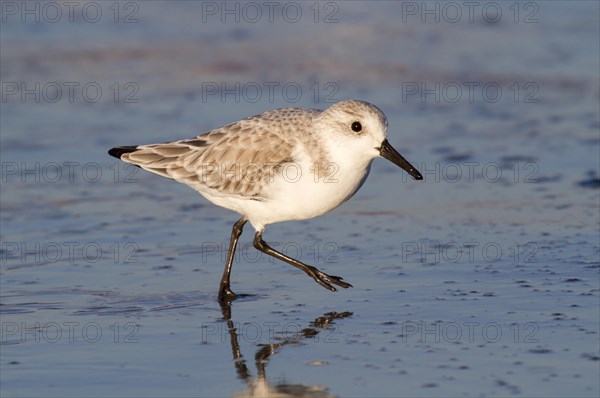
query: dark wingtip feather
[{"left": 108, "top": 146, "right": 138, "bottom": 159}]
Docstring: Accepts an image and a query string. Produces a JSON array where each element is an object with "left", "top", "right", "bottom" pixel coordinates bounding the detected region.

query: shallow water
[{"left": 1, "top": 2, "right": 599, "bottom": 397}]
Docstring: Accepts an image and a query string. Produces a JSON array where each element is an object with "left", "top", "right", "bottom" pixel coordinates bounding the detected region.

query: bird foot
[
  {"left": 312, "top": 269, "right": 353, "bottom": 291},
  {"left": 218, "top": 285, "right": 238, "bottom": 302}
]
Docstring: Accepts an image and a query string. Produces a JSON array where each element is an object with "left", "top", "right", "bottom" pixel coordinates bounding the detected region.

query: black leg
[
  {"left": 253, "top": 230, "right": 352, "bottom": 291},
  {"left": 218, "top": 217, "right": 247, "bottom": 302}
]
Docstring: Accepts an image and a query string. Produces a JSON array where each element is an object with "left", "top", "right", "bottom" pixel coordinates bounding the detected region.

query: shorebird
[{"left": 109, "top": 100, "right": 422, "bottom": 301}]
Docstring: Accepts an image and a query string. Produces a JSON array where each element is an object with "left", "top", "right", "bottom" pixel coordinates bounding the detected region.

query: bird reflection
[{"left": 219, "top": 300, "right": 352, "bottom": 398}]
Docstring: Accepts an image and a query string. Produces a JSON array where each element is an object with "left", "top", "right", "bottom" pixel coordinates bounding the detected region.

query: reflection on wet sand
[{"left": 219, "top": 301, "right": 352, "bottom": 398}]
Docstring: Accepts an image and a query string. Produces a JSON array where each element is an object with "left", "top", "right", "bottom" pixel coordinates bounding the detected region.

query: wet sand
[{"left": 1, "top": 2, "right": 598, "bottom": 397}]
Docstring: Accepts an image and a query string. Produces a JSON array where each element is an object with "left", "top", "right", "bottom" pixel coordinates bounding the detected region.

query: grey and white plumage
[{"left": 109, "top": 100, "right": 422, "bottom": 300}]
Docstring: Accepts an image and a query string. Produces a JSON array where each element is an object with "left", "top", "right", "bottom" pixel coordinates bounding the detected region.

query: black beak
[{"left": 379, "top": 139, "right": 423, "bottom": 180}]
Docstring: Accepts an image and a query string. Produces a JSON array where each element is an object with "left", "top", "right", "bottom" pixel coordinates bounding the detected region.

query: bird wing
[{"left": 118, "top": 116, "right": 301, "bottom": 200}]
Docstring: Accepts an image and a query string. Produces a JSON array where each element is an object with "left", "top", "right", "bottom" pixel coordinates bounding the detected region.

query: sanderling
[{"left": 109, "top": 100, "right": 422, "bottom": 301}]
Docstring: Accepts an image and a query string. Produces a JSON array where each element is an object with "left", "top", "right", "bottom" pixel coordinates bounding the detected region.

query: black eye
[{"left": 351, "top": 121, "right": 362, "bottom": 132}]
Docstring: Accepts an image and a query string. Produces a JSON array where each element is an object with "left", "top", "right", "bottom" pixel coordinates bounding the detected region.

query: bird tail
[{"left": 108, "top": 146, "right": 139, "bottom": 159}]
